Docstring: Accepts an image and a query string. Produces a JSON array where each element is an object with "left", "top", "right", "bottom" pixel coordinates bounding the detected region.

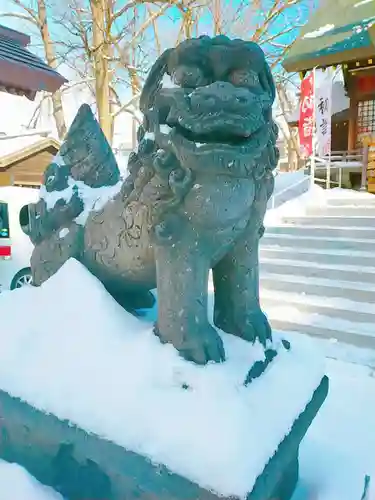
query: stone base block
[{"left": 0, "top": 376, "right": 328, "bottom": 500}]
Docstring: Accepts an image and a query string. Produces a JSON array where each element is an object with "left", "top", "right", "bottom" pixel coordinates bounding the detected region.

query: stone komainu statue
[{"left": 22, "top": 35, "right": 279, "bottom": 365}]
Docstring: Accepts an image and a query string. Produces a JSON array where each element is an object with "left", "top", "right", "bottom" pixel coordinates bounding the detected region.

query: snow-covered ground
[
  {"left": 293, "top": 357, "right": 375, "bottom": 500},
  {"left": 265, "top": 181, "right": 323, "bottom": 226},
  {"left": 0, "top": 460, "right": 63, "bottom": 500},
  {"left": 266, "top": 177, "right": 375, "bottom": 227}
]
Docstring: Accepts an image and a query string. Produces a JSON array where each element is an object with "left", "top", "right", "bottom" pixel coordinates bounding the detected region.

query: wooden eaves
[{"left": 0, "top": 24, "right": 67, "bottom": 100}]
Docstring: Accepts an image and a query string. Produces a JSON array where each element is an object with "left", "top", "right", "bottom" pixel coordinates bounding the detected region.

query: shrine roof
[
  {"left": 283, "top": 0, "right": 375, "bottom": 73},
  {"left": 0, "top": 24, "right": 67, "bottom": 100}
]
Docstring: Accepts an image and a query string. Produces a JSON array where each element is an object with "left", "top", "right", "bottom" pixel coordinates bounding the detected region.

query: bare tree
[
  {"left": 54, "top": 0, "right": 185, "bottom": 144},
  {"left": 276, "top": 77, "right": 301, "bottom": 170},
  {"left": 37, "top": 0, "right": 67, "bottom": 138},
  {"left": 89, "top": 0, "right": 112, "bottom": 141}
]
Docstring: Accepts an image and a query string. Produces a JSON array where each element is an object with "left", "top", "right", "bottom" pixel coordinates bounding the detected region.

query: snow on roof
[
  {"left": 303, "top": 24, "right": 335, "bottom": 39},
  {"left": 0, "top": 135, "right": 46, "bottom": 158},
  {"left": 0, "top": 134, "right": 60, "bottom": 167},
  {"left": 283, "top": 0, "right": 375, "bottom": 72},
  {"left": 354, "top": 0, "right": 374, "bottom": 6}
]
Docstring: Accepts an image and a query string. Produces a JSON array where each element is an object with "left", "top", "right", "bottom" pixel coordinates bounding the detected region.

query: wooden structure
[
  {"left": 0, "top": 137, "right": 60, "bottom": 187},
  {"left": 283, "top": 0, "right": 375, "bottom": 192},
  {"left": 363, "top": 137, "right": 375, "bottom": 194},
  {"left": 0, "top": 24, "right": 66, "bottom": 99}
]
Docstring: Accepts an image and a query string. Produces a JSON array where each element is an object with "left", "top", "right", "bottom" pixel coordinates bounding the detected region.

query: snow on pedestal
[{"left": 0, "top": 259, "right": 326, "bottom": 499}]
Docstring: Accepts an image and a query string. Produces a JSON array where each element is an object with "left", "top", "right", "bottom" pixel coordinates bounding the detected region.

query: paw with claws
[
  {"left": 155, "top": 323, "right": 225, "bottom": 365},
  {"left": 180, "top": 324, "right": 226, "bottom": 365},
  {"left": 239, "top": 309, "right": 272, "bottom": 347}
]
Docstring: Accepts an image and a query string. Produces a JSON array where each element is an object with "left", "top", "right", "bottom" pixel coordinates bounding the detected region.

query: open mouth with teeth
[
  {"left": 155, "top": 90, "right": 269, "bottom": 157},
  {"left": 173, "top": 122, "right": 256, "bottom": 146},
  {"left": 161, "top": 115, "right": 270, "bottom": 159}
]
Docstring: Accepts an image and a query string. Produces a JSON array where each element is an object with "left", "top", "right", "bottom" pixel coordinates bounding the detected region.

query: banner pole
[
  {"left": 310, "top": 67, "right": 316, "bottom": 190},
  {"left": 327, "top": 67, "right": 336, "bottom": 189},
  {"left": 327, "top": 149, "right": 331, "bottom": 189}
]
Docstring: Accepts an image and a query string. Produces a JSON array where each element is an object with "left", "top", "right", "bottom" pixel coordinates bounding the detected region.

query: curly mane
[{"left": 123, "top": 35, "right": 279, "bottom": 243}]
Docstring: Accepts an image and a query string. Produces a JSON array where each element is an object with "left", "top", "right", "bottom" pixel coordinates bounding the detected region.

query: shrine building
[{"left": 283, "top": 0, "right": 375, "bottom": 192}]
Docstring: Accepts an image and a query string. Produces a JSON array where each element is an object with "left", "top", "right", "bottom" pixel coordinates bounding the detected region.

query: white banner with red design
[{"left": 298, "top": 69, "right": 333, "bottom": 159}]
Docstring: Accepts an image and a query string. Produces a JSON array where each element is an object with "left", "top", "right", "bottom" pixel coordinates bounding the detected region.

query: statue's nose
[{"left": 190, "top": 82, "right": 252, "bottom": 112}]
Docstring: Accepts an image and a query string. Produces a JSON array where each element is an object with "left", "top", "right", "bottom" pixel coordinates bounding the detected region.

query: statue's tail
[
  {"left": 22, "top": 104, "right": 122, "bottom": 286},
  {"left": 57, "top": 104, "right": 120, "bottom": 188}
]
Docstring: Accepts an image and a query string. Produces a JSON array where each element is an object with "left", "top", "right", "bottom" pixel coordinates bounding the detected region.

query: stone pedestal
[{"left": 0, "top": 376, "right": 328, "bottom": 500}]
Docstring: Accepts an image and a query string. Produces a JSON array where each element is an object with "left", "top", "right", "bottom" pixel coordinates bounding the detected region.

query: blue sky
[{"left": 0, "top": 0, "right": 316, "bottom": 64}]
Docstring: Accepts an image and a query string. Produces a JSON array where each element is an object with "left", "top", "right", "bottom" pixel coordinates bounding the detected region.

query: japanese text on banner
[
  {"left": 298, "top": 72, "right": 314, "bottom": 158},
  {"left": 315, "top": 71, "right": 332, "bottom": 157}
]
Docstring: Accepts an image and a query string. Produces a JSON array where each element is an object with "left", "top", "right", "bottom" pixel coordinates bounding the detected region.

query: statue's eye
[
  {"left": 229, "top": 69, "right": 259, "bottom": 88},
  {"left": 172, "top": 65, "right": 209, "bottom": 88}
]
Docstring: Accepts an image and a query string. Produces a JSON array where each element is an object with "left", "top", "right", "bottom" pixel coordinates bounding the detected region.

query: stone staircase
[{"left": 260, "top": 193, "right": 375, "bottom": 350}]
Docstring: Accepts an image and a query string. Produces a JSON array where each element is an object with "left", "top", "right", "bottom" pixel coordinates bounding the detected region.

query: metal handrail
[
  {"left": 269, "top": 149, "right": 367, "bottom": 208},
  {"left": 306, "top": 150, "right": 366, "bottom": 189}
]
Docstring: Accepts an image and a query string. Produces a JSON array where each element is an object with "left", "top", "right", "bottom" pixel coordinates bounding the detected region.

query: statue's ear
[{"left": 140, "top": 48, "right": 172, "bottom": 114}]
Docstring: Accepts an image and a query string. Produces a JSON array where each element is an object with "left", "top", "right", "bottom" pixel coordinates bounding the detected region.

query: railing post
[
  {"left": 326, "top": 155, "right": 331, "bottom": 190},
  {"left": 361, "top": 145, "right": 369, "bottom": 192},
  {"left": 310, "top": 156, "right": 315, "bottom": 189}
]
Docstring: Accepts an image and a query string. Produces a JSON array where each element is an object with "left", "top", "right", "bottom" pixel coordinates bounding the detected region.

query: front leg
[
  {"left": 154, "top": 241, "right": 225, "bottom": 364},
  {"left": 212, "top": 177, "right": 273, "bottom": 347},
  {"left": 213, "top": 227, "right": 271, "bottom": 346}
]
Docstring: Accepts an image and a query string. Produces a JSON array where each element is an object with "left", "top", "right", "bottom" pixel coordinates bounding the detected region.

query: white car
[{"left": 0, "top": 186, "right": 39, "bottom": 292}]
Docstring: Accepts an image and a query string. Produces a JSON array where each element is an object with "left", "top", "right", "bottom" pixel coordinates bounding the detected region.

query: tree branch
[
  {"left": 111, "top": 92, "right": 141, "bottom": 119},
  {"left": 0, "top": 11, "right": 38, "bottom": 26},
  {"left": 9, "top": 0, "right": 41, "bottom": 26}
]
